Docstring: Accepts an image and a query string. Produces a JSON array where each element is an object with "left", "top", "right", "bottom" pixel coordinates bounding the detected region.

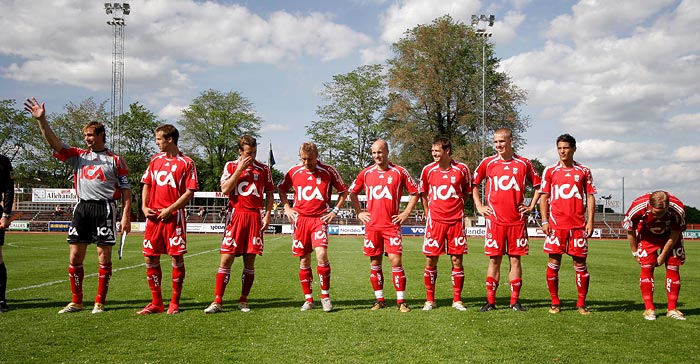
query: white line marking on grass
[{"left": 8, "top": 249, "right": 219, "bottom": 293}]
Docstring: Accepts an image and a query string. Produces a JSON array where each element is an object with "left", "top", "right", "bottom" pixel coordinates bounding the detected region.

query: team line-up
[{"left": 0, "top": 98, "right": 686, "bottom": 322}]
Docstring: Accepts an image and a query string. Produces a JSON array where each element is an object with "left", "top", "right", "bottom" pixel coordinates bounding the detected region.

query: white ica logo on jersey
[
  {"left": 96, "top": 227, "right": 113, "bottom": 237},
  {"left": 453, "top": 237, "right": 466, "bottom": 246},
  {"left": 553, "top": 184, "right": 582, "bottom": 200},
  {"left": 169, "top": 236, "right": 184, "bottom": 247},
  {"left": 154, "top": 170, "right": 177, "bottom": 188},
  {"left": 368, "top": 185, "right": 392, "bottom": 201},
  {"left": 424, "top": 238, "right": 439, "bottom": 248},
  {"left": 364, "top": 239, "right": 375, "bottom": 249},
  {"left": 253, "top": 236, "right": 263, "bottom": 246},
  {"left": 573, "top": 238, "right": 586, "bottom": 248},
  {"left": 389, "top": 237, "right": 401, "bottom": 246},
  {"left": 143, "top": 239, "right": 153, "bottom": 249},
  {"left": 292, "top": 239, "right": 304, "bottom": 249},
  {"left": 314, "top": 230, "right": 327, "bottom": 241},
  {"left": 237, "top": 181, "right": 261, "bottom": 197},
  {"left": 431, "top": 185, "right": 459, "bottom": 200},
  {"left": 492, "top": 175, "right": 520, "bottom": 191},
  {"left": 297, "top": 186, "right": 324, "bottom": 201}
]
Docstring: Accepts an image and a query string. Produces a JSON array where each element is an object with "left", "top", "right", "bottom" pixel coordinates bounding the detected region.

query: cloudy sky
[{"left": 1, "top": 0, "right": 698, "bottom": 211}]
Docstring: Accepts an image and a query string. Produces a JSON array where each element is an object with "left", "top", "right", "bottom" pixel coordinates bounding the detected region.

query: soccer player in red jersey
[
  {"left": 539, "top": 134, "right": 597, "bottom": 315},
  {"left": 472, "top": 128, "right": 541, "bottom": 312},
  {"left": 418, "top": 137, "right": 472, "bottom": 311},
  {"left": 25, "top": 98, "right": 132, "bottom": 314},
  {"left": 277, "top": 142, "right": 348, "bottom": 312},
  {"left": 623, "top": 191, "right": 687, "bottom": 320},
  {"left": 139, "top": 124, "right": 198, "bottom": 315},
  {"left": 204, "top": 135, "right": 274, "bottom": 314},
  {"left": 348, "top": 139, "right": 419, "bottom": 313}
]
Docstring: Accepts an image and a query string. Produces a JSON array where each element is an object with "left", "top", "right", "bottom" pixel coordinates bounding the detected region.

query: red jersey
[
  {"left": 141, "top": 152, "right": 198, "bottom": 209},
  {"left": 277, "top": 161, "right": 348, "bottom": 217},
  {"left": 540, "top": 161, "right": 597, "bottom": 229},
  {"left": 623, "top": 193, "right": 686, "bottom": 236},
  {"left": 221, "top": 159, "right": 274, "bottom": 211},
  {"left": 349, "top": 163, "right": 419, "bottom": 231},
  {"left": 473, "top": 154, "right": 541, "bottom": 226},
  {"left": 54, "top": 146, "right": 130, "bottom": 201},
  {"left": 419, "top": 160, "right": 471, "bottom": 223}
]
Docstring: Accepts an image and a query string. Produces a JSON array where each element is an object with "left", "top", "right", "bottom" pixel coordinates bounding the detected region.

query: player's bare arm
[
  {"left": 221, "top": 156, "right": 254, "bottom": 195},
  {"left": 539, "top": 192, "right": 552, "bottom": 235},
  {"left": 392, "top": 194, "right": 419, "bottom": 225},
  {"left": 584, "top": 194, "right": 595, "bottom": 237},
  {"left": 158, "top": 189, "right": 195, "bottom": 221},
  {"left": 349, "top": 192, "right": 370, "bottom": 224},
  {"left": 471, "top": 185, "right": 492, "bottom": 216},
  {"left": 321, "top": 191, "right": 347, "bottom": 223},
  {"left": 277, "top": 187, "right": 298, "bottom": 223},
  {"left": 520, "top": 190, "right": 541, "bottom": 215},
  {"left": 260, "top": 191, "right": 274, "bottom": 231},
  {"left": 627, "top": 231, "right": 641, "bottom": 264},
  {"left": 657, "top": 230, "right": 681, "bottom": 267},
  {"left": 141, "top": 184, "right": 158, "bottom": 219},
  {"left": 24, "top": 98, "right": 65, "bottom": 152},
  {"left": 120, "top": 188, "right": 132, "bottom": 234}
]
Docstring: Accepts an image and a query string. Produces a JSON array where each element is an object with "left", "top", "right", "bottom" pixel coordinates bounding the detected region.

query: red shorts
[
  {"left": 221, "top": 210, "right": 264, "bottom": 256},
  {"left": 291, "top": 216, "right": 328, "bottom": 256},
  {"left": 636, "top": 236, "right": 685, "bottom": 266},
  {"left": 142, "top": 210, "right": 187, "bottom": 256},
  {"left": 422, "top": 218, "right": 467, "bottom": 256},
  {"left": 363, "top": 227, "right": 403, "bottom": 256},
  {"left": 543, "top": 228, "right": 588, "bottom": 257},
  {"left": 484, "top": 220, "right": 528, "bottom": 257}
]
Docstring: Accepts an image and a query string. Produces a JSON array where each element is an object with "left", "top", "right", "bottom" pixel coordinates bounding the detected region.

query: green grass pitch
[{"left": 0, "top": 233, "right": 698, "bottom": 363}]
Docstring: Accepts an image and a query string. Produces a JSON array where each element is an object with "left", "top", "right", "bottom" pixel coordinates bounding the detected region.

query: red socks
[
  {"left": 424, "top": 267, "right": 437, "bottom": 302},
  {"left": 68, "top": 264, "right": 84, "bottom": 305},
  {"left": 451, "top": 268, "right": 464, "bottom": 303},
  {"left": 146, "top": 263, "right": 163, "bottom": 307},
  {"left": 546, "top": 263, "right": 560, "bottom": 306},
  {"left": 95, "top": 263, "right": 112, "bottom": 305},
  {"left": 317, "top": 263, "right": 331, "bottom": 299},
  {"left": 213, "top": 267, "right": 231, "bottom": 304},
  {"left": 575, "top": 265, "right": 590, "bottom": 307}
]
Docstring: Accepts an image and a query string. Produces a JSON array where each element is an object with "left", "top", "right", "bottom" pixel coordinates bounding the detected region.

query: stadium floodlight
[
  {"left": 471, "top": 15, "right": 479, "bottom": 26},
  {"left": 105, "top": 3, "right": 131, "bottom": 153},
  {"left": 471, "top": 14, "right": 495, "bottom": 160}
]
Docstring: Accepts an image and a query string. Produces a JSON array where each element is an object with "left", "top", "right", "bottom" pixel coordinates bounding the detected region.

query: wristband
[
  {"left": 541, "top": 220, "right": 549, "bottom": 225},
  {"left": 1, "top": 213, "right": 9, "bottom": 218},
  {"left": 331, "top": 207, "right": 340, "bottom": 214}
]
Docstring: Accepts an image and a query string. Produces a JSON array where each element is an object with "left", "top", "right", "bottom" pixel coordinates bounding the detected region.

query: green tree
[
  {"left": 685, "top": 205, "right": 700, "bottom": 224},
  {"left": 117, "top": 102, "right": 161, "bottom": 216},
  {"left": 0, "top": 99, "right": 34, "bottom": 162},
  {"left": 386, "top": 15, "right": 529, "bottom": 175},
  {"left": 308, "top": 64, "right": 389, "bottom": 183},
  {"left": 179, "top": 89, "right": 263, "bottom": 191}
]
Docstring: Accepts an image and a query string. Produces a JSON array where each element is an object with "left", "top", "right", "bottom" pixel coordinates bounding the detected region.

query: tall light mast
[{"left": 104, "top": 3, "right": 130, "bottom": 152}]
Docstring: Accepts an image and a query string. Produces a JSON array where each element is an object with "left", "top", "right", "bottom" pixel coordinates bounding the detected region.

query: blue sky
[{"left": 1, "top": 0, "right": 698, "bottom": 211}]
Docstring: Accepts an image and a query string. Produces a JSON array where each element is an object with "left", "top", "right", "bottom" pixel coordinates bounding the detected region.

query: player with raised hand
[
  {"left": 539, "top": 134, "right": 596, "bottom": 315},
  {"left": 277, "top": 142, "right": 348, "bottom": 312},
  {"left": 24, "top": 97, "right": 132, "bottom": 314},
  {"left": 418, "top": 137, "right": 472, "bottom": 311}
]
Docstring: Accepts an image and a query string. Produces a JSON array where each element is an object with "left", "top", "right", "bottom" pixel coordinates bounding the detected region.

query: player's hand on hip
[{"left": 358, "top": 211, "right": 370, "bottom": 224}]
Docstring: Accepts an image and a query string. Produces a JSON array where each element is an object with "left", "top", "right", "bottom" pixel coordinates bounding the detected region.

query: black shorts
[{"left": 68, "top": 200, "right": 117, "bottom": 245}]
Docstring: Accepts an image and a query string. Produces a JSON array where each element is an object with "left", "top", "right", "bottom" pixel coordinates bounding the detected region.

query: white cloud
[
  {"left": 158, "top": 103, "right": 186, "bottom": 120},
  {"left": 379, "top": 0, "right": 481, "bottom": 43},
  {"left": 672, "top": 146, "right": 700, "bottom": 162},
  {"left": 360, "top": 44, "right": 391, "bottom": 64},
  {"left": 261, "top": 123, "right": 291, "bottom": 133},
  {"left": 666, "top": 113, "right": 700, "bottom": 130}
]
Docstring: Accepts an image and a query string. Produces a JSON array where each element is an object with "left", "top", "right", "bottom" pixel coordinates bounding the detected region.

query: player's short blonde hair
[
  {"left": 299, "top": 142, "right": 318, "bottom": 157},
  {"left": 649, "top": 191, "right": 669, "bottom": 209}
]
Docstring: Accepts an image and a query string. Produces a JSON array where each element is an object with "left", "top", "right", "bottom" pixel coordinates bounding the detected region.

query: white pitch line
[{"left": 8, "top": 248, "right": 219, "bottom": 293}]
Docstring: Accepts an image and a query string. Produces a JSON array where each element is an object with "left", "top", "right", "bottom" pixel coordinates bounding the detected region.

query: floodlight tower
[
  {"left": 105, "top": 3, "right": 130, "bottom": 152},
  {"left": 471, "top": 14, "right": 495, "bottom": 159}
]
